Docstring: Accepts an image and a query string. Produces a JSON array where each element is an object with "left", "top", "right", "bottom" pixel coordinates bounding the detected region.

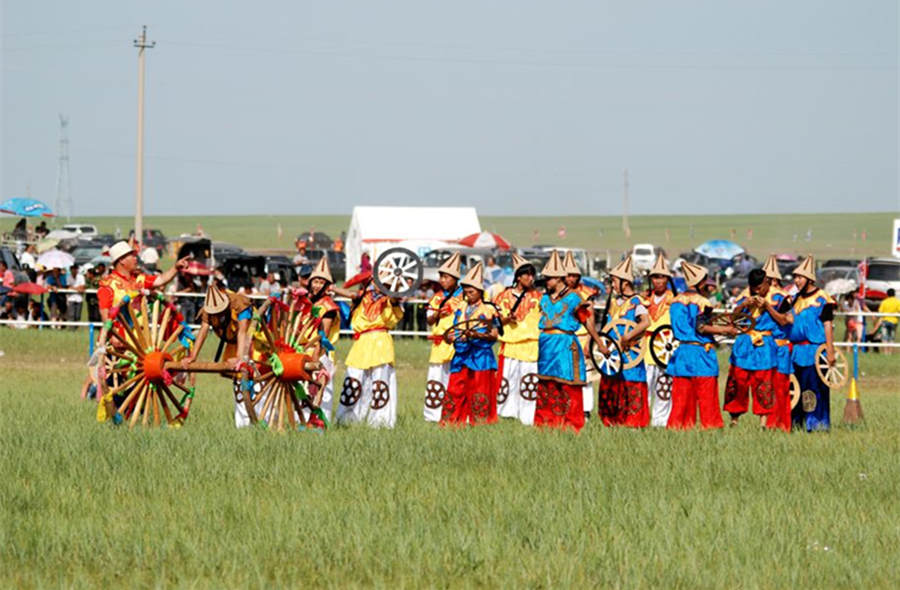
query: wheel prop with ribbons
[
  {"left": 589, "top": 333, "right": 623, "bottom": 377},
  {"left": 373, "top": 247, "right": 423, "bottom": 298},
  {"left": 814, "top": 343, "right": 848, "bottom": 389},
  {"left": 604, "top": 317, "right": 647, "bottom": 371},
  {"left": 99, "top": 292, "right": 321, "bottom": 430},
  {"left": 649, "top": 324, "right": 680, "bottom": 368}
]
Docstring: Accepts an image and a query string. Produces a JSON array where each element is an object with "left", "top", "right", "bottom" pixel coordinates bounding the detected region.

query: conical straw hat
[
  {"left": 762, "top": 254, "right": 782, "bottom": 281},
  {"left": 460, "top": 261, "right": 484, "bottom": 290},
  {"left": 649, "top": 253, "right": 672, "bottom": 277},
  {"left": 793, "top": 254, "right": 816, "bottom": 281},
  {"left": 437, "top": 251, "right": 462, "bottom": 279},
  {"left": 203, "top": 282, "right": 230, "bottom": 315},
  {"left": 680, "top": 261, "right": 708, "bottom": 288},
  {"left": 309, "top": 256, "right": 333, "bottom": 283},
  {"left": 512, "top": 253, "right": 533, "bottom": 273},
  {"left": 562, "top": 251, "right": 581, "bottom": 275},
  {"left": 609, "top": 255, "right": 634, "bottom": 283},
  {"left": 541, "top": 250, "right": 566, "bottom": 278}
]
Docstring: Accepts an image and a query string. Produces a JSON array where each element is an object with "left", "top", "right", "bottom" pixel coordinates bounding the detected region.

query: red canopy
[
  {"left": 457, "top": 231, "right": 512, "bottom": 250},
  {"left": 13, "top": 282, "right": 47, "bottom": 295}
]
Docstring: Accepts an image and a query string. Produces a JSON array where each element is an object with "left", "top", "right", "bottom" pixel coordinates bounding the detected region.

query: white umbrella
[
  {"left": 37, "top": 248, "right": 75, "bottom": 270},
  {"left": 824, "top": 278, "right": 857, "bottom": 297}
]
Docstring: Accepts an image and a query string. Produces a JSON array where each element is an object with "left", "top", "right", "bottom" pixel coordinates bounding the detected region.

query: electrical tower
[{"left": 55, "top": 114, "right": 73, "bottom": 220}]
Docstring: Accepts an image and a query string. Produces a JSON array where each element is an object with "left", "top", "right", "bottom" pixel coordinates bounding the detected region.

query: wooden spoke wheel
[
  {"left": 373, "top": 247, "right": 423, "bottom": 298},
  {"left": 604, "top": 318, "right": 647, "bottom": 370},
  {"left": 815, "top": 344, "right": 848, "bottom": 389},
  {"left": 649, "top": 324, "right": 679, "bottom": 368},
  {"left": 443, "top": 317, "right": 492, "bottom": 344},
  {"left": 589, "top": 334, "right": 623, "bottom": 377},
  {"left": 711, "top": 310, "right": 756, "bottom": 334},
  {"left": 102, "top": 295, "right": 191, "bottom": 428},
  {"left": 789, "top": 374, "right": 801, "bottom": 410}
]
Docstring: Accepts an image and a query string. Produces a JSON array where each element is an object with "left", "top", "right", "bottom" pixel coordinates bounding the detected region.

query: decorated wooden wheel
[
  {"left": 373, "top": 247, "right": 423, "bottom": 298},
  {"left": 102, "top": 294, "right": 192, "bottom": 428},
  {"left": 815, "top": 344, "right": 848, "bottom": 389},
  {"left": 443, "top": 317, "right": 492, "bottom": 344},
  {"left": 711, "top": 310, "right": 756, "bottom": 333},
  {"left": 604, "top": 318, "right": 647, "bottom": 370},
  {"left": 789, "top": 374, "right": 801, "bottom": 410},
  {"left": 589, "top": 334, "right": 623, "bottom": 377},
  {"left": 801, "top": 390, "right": 817, "bottom": 412},
  {"left": 649, "top": 324, "right": 680, "bottom": 368}
]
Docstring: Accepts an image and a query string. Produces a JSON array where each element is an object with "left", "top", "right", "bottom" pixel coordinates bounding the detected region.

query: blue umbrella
[
  {"left": 694, "top": 239, "right": 744, "bottom": 260},
  {"left": 0, "top": 197, "right": 55, "bottom": 218}
]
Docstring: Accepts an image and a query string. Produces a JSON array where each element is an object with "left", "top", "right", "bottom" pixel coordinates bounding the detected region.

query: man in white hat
[
  {"left": 422, "top": 252, "right": 464, "bottom": 422},
  {"left": 644, "top": 253, "right": 676, "bottom": 427},
  {"left": 334, "top": 273, "right": 404, "bottom": 428},
  {"left": 563, "top": 251, "right": 600, "bottom": 419},
  {"left": 94, "top": 241, "right": 190, "bottom": 423},
  {"left": 597, "top": 255, "right": 651, "bottom": 428},
  {"left": 441, "top": 262, "right": 499, "bottom": 425},
  {"left": 493, "top": 253, "right": 542, "bottom": 425},
  {"left": 666, "top": 261, "right": 738, "bottom": 430},
  {"left": 788, "top": 254, "right": 836, "bottom": 432},
  {"left": 182, "top": 280, "right": 255, "bottom": 427},
  {"left": 534, "top": 251, "right": 608, "bottom": 432}
]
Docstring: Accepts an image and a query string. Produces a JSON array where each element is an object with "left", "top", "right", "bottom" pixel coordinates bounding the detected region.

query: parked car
[
  {"left": 821, "top": 258, "right": 860, "bottom": 269},
  {"left": 46, "top": 223, "right": 99, "bottom": 240},
  {"left": 631, "top": 243, "right": 656, "bottom": 272},
  {"left": 1, "top": 246, "right": 21, "bottom": 271},
  {"left": 863, "top": 258, "right": 900, "bottom": 308},
  {"left": 817, "top": 266, "right": 860, "bottom": 287},
  {"left": 302, "top": 249, "right": 346, "bottom": 284},
  {"left": 263, "top": 255, "right": 297, "bottom": 285},
  {"left": 129, "top": 228, "right": 168, "bottom": 255},
  {"left": 296, "top": 231, "right": 333, "bottom": 250},
  {"left": 72, "top": 244, "right": 106, "bottom": 267}
]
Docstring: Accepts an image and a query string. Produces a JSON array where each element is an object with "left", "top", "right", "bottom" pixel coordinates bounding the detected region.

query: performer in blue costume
[
  {"left": 534, "top": 251, "right": 608, "bottom": 432},
  {"left": 789, "top": 255, "right": 837, "bottom": 432}
]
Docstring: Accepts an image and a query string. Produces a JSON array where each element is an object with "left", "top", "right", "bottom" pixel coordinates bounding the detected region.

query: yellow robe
[{"left": 345, "top": 290, "right": 403, "bottom": 369}]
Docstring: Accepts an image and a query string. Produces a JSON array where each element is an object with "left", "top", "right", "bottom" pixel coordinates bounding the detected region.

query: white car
[
  {"left": 631, "top": 244, "right": 656, "bottom": 272},
  {"left": 863, "top": 258, "right": 900, "bottom": 308},
  {"left": 46, "top": 224, "right": 99, "bottom": 241}
]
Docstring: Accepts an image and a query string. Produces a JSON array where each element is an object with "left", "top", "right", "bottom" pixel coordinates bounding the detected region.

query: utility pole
[
  {"left": 133, "top": 26, "right": 155, "bottom": 248},
  {"left": 55, "top": 114, "right": 72, "bottom": 221},
  {"left": 622, "top": 169, "right": 631, "bottom": 238}
]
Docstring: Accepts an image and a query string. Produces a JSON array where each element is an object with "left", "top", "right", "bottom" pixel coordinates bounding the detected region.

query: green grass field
[
  {"left": 2, "top": 329, "right": 899, "bottom": 588},
  {"left": 53, "top": 211, "right": 897, "bottom": 261}
]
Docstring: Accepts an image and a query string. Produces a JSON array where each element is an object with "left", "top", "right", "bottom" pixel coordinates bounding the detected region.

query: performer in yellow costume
[
  {"left": 334, "top": 273, "right": 403, "bottom": 428},
  {"left": 493, "top": 253, "right": 542, "bottom": 425}
]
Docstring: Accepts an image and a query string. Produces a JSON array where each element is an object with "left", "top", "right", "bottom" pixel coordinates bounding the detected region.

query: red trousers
[
  {"left": 666, "top": 376, "right": 724, "bottom": 430},
  {"left": 534, "top": 378, "right": 585, "bottom": 432},
  {"left": 765, "top": 371, "right": 792, "bottom": 432},
  {"left": 597, "top": 377, "right": 650, "bottom": 428},
  {"left": 441, "top": 368, "right": 497, "bottom": 426},
  {"left": 723, "top": 366, "right": 775, "bottom": 417}
]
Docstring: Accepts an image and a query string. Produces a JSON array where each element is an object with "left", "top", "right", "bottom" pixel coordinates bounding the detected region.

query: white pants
[
  {"left": 234, "top": 378, "right": 263, "bottom": 428},
  {"left": 646, "top": 364, "right": 672, "bottom": 427},
  {"left": 582, "top": 382, "right": 595, "bottom": 413},
  {"left": 302, "top": 354, "right": 335, "bottom": 424},
  {"left": 497, "top": 356, "right": 538, "bottom": 426},
  {"left": 335, "top": 364, "right": 398, "bottom": 428},
  {"left": 423, "top": 362, "right": 450, "bottom": 422}
]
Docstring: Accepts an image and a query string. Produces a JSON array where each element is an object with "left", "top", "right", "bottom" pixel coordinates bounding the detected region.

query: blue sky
[{"left": 2, "top": 0, "right": 897, "bottom": 217}]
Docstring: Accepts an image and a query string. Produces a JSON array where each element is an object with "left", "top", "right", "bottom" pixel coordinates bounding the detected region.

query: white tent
[{"left": 345, "top": 206, "right": 481, "bottom": 280}]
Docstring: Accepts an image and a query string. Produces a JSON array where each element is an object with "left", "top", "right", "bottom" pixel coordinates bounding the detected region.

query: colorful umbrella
[
  {"left": 0, "top": 197, "right": 55, "bottom": 217},
  {"left": 13, "top": 282, "right": 47, "bottom": 295},
  {"left": 693, "top": 239, "right": 744, "bottom": 260},
  {"left": 183, "top": 261, "right": 212, "bottom": 276},
  {"left": 457, "top": 231, "right": 512, "bottom": 250},
  {"left": 36, "top": 248, "right": 75, "bottom": 270}
]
